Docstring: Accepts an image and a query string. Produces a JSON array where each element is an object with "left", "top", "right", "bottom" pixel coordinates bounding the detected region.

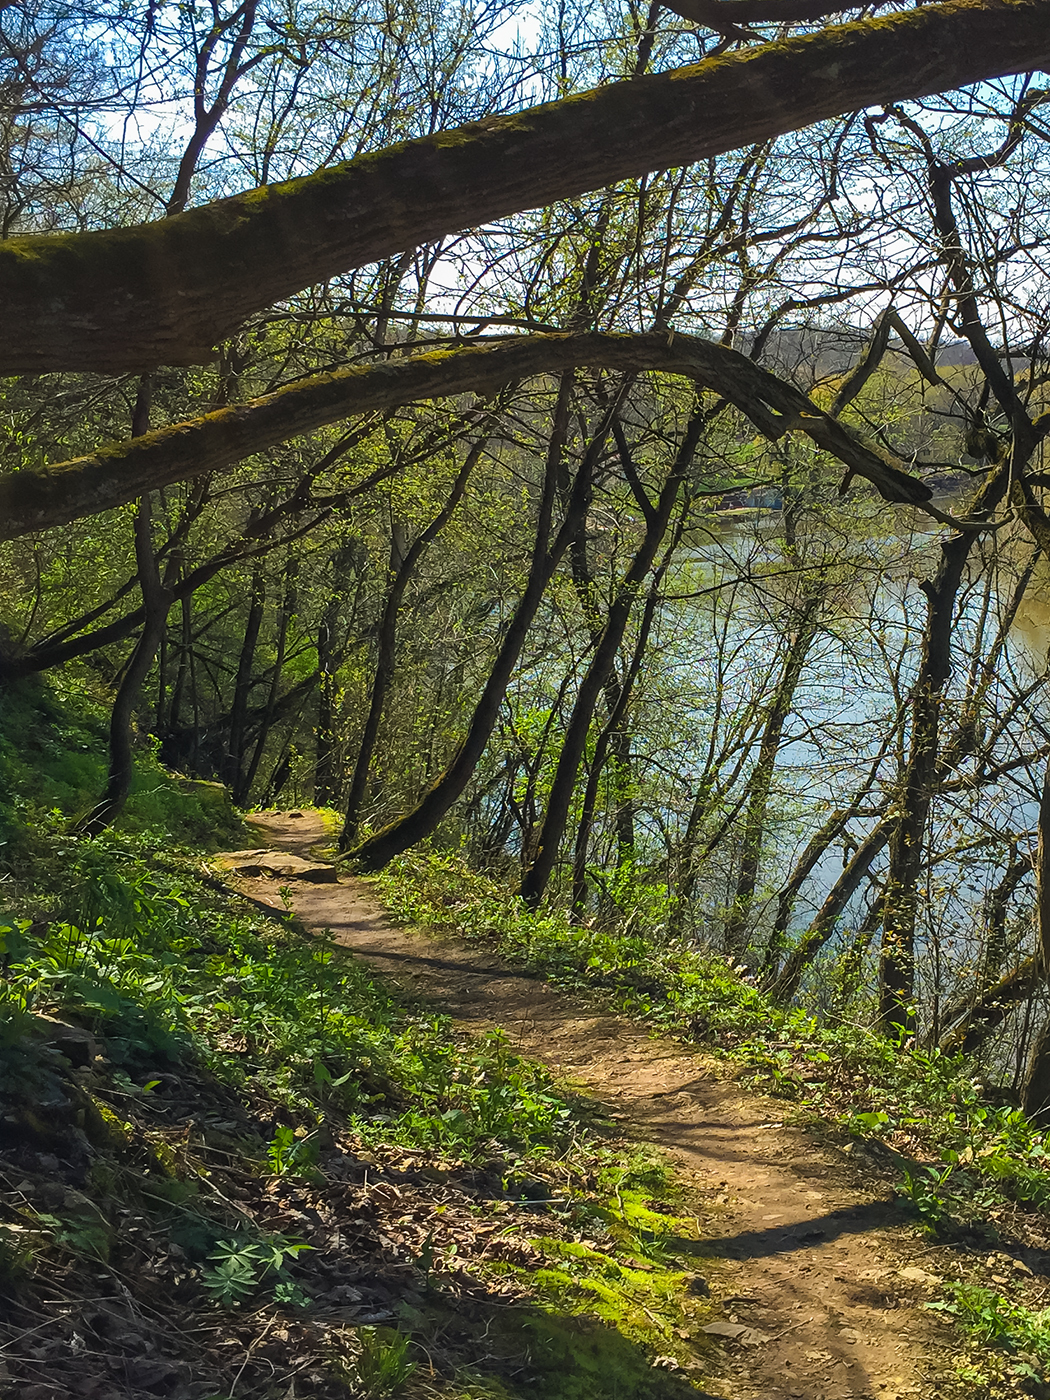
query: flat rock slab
[{"left": 214, "top": 848, "right": 337, "bottom": 883}]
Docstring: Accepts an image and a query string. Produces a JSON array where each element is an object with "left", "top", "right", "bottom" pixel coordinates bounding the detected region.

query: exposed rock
[
  {"left": 700, "top": 1321, "right": 771, "bottom": 1345},
  {"left": 29, "top": 1014, "right": 97, "bottom": 1067},
  {"left": 213, "top": 848, "right": 338, "bottom": 883}
]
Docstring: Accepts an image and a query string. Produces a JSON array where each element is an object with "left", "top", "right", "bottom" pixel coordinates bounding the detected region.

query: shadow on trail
[
  {"left": 326, "top": 938, "right": 540, "bottom": 985},
  {"left": 687, "top": 1199, "right": 900, "bottom": 1262}
]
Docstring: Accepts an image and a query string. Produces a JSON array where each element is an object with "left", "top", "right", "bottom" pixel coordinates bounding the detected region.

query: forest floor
[{"left": 235, "top": 808, "right": 963, "bottom": 1400}]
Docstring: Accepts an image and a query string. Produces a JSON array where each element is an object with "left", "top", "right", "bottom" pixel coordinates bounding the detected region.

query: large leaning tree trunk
[
  {"left": 519, "top": 401, "right": 706, "bottom": 909},
  {"left": 0, "top": 331, "right": 939, "bottom": 541},
  {"left": 346, "top": 373, "right": 602, "bottom": 871},
  {"left": 2, "top": 1, "right": 1048, "bottom": 376}
]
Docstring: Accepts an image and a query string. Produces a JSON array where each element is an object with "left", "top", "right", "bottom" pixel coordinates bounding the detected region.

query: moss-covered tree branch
[
  {"left": 0, "top": 330, "right": 932, "bottom": 540},
  {"left": 2, "top": 0, "right": 1048, "bottom": 374}
]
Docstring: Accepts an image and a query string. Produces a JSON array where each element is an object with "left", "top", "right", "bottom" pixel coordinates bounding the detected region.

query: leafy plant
[
  {"left": 0, "top": 1224, "right": 36, "bottom": 1295},
  {"left": 899, "top": 1164, "right": 956, "bottom": 1235},
  {"left": 848, "top": 1110, "right": 891, "bottom": 1135},
  {"left": 267, "top": 1125, "right": 320, "bottom": 1179},
  {"left": 200, "top": 1242, "right": 258, "bottom": 1307},
  {"left": 201, "top": 1235, "right": 313, "bottom": 1309}
]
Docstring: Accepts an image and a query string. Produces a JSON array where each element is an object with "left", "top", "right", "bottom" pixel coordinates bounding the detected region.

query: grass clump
[{"left": 346, "top": 1326, "right": 418, "bottom": 1398}]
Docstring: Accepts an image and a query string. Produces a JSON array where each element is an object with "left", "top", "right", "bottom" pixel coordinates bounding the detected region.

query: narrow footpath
[{"left": 230, "top": 810, "right": 956, "bottom": 1400}]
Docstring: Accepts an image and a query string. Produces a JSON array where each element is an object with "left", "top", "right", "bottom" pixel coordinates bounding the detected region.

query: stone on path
[{"left": 213, "top": 848, "right": 338, "bottom": 883}]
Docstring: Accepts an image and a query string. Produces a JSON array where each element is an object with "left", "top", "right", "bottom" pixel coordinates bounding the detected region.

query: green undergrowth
[
  {"left": 0, "top": 824, "right": 718, "bottom": 1399},
  {"left": 2, "top": 838, "right": 578, "bottom": 1156},
  {"left": 0, "top": 675, "right": 244, "bottom": 877},
  {"left": 927, "top": 1282, "right": 1050, "bottom": 1395}
]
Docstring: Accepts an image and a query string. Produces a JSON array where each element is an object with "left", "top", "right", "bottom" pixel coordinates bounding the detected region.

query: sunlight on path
[{"left": 225, "top": 808, "right": 954, "bottom": 1400}]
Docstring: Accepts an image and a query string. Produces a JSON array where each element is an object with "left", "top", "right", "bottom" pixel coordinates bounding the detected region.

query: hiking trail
[{"left": 230, "top": 809, "right": 956, "bottom": 1400}]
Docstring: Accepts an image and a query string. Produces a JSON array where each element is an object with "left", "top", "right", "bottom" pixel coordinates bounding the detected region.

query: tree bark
[
  {"left": 1022, "top": 756, "right": 1050, "bottom": 1119},
  {"left": 571, "top": 550, "right": 670, "bottom": 919},
  {"left": 340, "top": 437, "right": 482, "bottom": 847},
  {"left": 240, "top": 558, "right": 297, "bottom": 804},
  {"left": 767, "top": 812, "right": 894, "bottom": 1004},
  {"left": 3, "top": 1, "right": 1047, "bottom": 375},
  {"left": 723, "top": 585, "right": 824, "bottom": 951},
  {"left": 76, "top": 380, "right": 174, "bottom": 836},
  {"left": 878, "top": 466, "right": 1010, "bottom": 1032},
  {"left": 520, "top": 403, "right": 705, "bottom": 907},
  {"left": 226, "top": 568, "right": 265, "bottom": 801}
]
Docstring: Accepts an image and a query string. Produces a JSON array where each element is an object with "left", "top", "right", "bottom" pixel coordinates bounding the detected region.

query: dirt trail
[{"left": 233, "top": 810, "right": 953, "bottom": 1400}]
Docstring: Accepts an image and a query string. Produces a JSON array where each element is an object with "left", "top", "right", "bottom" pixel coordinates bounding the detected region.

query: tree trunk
[
  {"left": 240, "top": 558, "right": 298, "bottom": 805},
  {"left": 0, "top": 330, "right": 935, "bottom": 541},
  {"left": 767, "top": 813, "right": 893, "bottom": 1004},
  {"left": 340, "top": 435, "right": 483, "bottom": 848},
  {"left": 1021, "top": 757, "right": 1050, "bottom": 1118},
  {"left": 76, "top": 379, "right": 174, "bottom": 836},
  {"left": 878, "top": 464, "right": 1009, "bottom": 1032},
  {"left": 347, "top": 373, "right": 588, "bottom": 871},
  {"left": 723, "top": 586, "right": 823, "bottom": 952},
  {"left": 520, "top": 403, "right": 704, "bottom": 908},
  {"left": 227, "top": 568, "right": 265, "bottom": 801},
  {"left": 571, "top": 563, "right": 666, "bottom": 919},
  {"left": 5, "top": 0, "right": 1047, "bottom": 376}
]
